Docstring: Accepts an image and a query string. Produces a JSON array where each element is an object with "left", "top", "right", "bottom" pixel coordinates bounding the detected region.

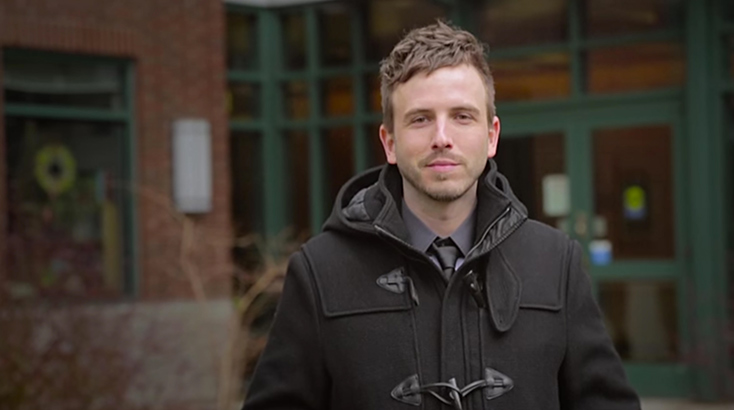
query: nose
[{"left": 431, "top": 117, "right": 452, "bottom": 149}]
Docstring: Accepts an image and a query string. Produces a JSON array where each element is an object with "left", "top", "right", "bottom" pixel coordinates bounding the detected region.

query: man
[{"left": 244, "top": 21, "right": 640, "bottom": 410}]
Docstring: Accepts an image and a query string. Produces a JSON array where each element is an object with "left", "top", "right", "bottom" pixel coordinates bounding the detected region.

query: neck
[{"left": 403, "top": 184, "right": 477, "bottom": 238}]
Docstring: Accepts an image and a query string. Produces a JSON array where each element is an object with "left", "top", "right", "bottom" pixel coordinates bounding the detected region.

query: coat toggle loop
[{"left": 390, "top": 367, "right": 514, "bottom": 408}]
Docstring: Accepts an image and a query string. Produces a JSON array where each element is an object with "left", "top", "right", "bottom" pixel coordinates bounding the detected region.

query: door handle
[{"left": 574, "top": 211, "right": 588, "bottom": 238}]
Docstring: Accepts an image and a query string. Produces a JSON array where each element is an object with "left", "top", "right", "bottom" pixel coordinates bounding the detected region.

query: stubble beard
[{"left": 400, "top": 164, "right": 476, "bottom": 203}]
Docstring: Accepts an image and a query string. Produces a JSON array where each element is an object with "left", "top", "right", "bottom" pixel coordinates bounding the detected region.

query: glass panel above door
[
  {"left": 226, "top": 12, "right": 259, "bottom": 71},
  {"left": 318, "top": 2, "right": 352, "bottom": 67},
  {"left": 492, "top": 53, "right": 571, "bottom": 102},
  {"left": 495, "top": 133, "right": 568, "bottom": 232},
  {"left": 478, "top": 0, "right": 568, "bottom": 48},
  {"left": 586, "top": 42, "right": 685, "bottom": 94},
  {"left": 583, "top": 0, "right": 683, "bottom": 38},
  {"left": 592, "top": 125, "right": 675, "bottom": 259}
]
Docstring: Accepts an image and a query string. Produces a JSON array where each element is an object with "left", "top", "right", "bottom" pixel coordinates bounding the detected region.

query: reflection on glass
[
  {"left": 230, "top": 132, "right": 263, "bottom": 238},
  {"left": 495, "top": 134, "right": 567, "bottom": 231},
  {"left": 492, "top": 53, "right": 571, "bottom": 102},
  {"left": 366, "top": 123, "right": 386, "bottom": 168},
  {"left": 364, "top": 0, "right": 448, "bottom": 63},
  {"left": 599, "top": 280, "right": 678, "bottom": 362},
  {"left": 323, "top": 77, "right": 354, "bottom": 117},
  {"left": 4, "top": 55, "right": 125, "bottom": 110},
  {"left": 324, "top": 127, "right": 355, "bottom": 211},
  {"left": 229, "top": 83, "right": 260, "bottom": 120},
  {"left": 226, "top": 12, "right": 258, "bottom": 70},
  {"left": 5, "top": 118, "right": 127, "bottom": 299},
  {"left": 282, "top": 12, "right": 307, "bottom": 71},
  {"left": 586, "top": 42, "right": 685, "bottom": 94},
  {"left": 478, "top": 0, "right": 567, "bottom": 48},
  {"left": 285, "top": 131, "right": 311, "bottom": 236},
  {"left": 283, "top": 81, "right": 309, "bottom": 120},
  {"left": 319, "top": 3, "right": 352, "bottom": 67},
  {"left": 583, "top": 0, "right": 683, "bottom": 38},
  {"left": 366, "top": 72, "right": 381, "bottom": 113},
  {"left": 593, "top": 125, "right": 674, "bottom": 259}
]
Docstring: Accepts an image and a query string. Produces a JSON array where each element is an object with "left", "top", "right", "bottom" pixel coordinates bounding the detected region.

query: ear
[
  {"left": 380, "top": 124, "right": 397, "bottom": 164},
  {"left": 487, "top": 116, "right": 501, "bottom": 159}
]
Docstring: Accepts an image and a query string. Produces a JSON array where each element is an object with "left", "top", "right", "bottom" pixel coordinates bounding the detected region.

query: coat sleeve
[
  {"left": 242, "top": 251, "right": 329, "bottom": 410},
  {"left": 558, "top": 240, "right": 641, "bottom": 410}
]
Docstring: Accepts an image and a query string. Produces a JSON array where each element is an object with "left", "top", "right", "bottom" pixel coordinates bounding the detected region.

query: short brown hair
[{"left": 379, "top": 20, "right": 495, "bottom": 133}]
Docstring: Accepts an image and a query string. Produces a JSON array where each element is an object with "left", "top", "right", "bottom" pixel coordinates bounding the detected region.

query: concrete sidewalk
[{"left": 641, "top": 399, "right": 733, "bottom": 409}]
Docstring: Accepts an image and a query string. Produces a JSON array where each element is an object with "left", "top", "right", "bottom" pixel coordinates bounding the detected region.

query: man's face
[{"left": 380, "top": 64, "right": 500, "bottom": 206}]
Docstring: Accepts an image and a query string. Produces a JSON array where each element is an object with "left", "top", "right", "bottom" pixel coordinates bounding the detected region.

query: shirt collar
[{"left": 402, "top": 199, "right": 476, "bottom": 256}]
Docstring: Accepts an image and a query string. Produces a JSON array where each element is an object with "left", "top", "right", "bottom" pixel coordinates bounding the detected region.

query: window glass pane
[
  {"left": 728, "top": 36, "right": 734, "bottom": 80},
  {"left": 285, "top": 131, "right": 311, "bottom": 237},
  {"left": 228, "top": 83, "right": 260, "bottom": 120},
  {"left": 319, "top": 3, "right": 352, "bottom": 67},
  {"left": 586, "top": 42, "right": 685, "bottom": 94},
  {"left": 478, "top": 0, "right": 567, "bottom": 49},
  {"left": 230, "top": 132, "right": 263, "bottom": 238},
  {"left": 365, "top": 0, "right": 448, "bottom": 63},
  {"left": 495, "top": 134, "right": 568, "bottom": 232},
  {"left": 492, "top": 53, "right": 571, "bottom": 102},
  {"left": 726, "top": 95, "right": 734, "bottom": 370},
  {"left": 366, "top": 123, "right": 386, "bottom": 169},
  {"left": 599, "top": 280, "right": 679, "bottom": 362},
  {"left": 227, "top": 12, "right": 258, "bottom": 70},
  {"left": 5, "top": 118, "right": 128, "bottom": 299},
  {"left": 584, "top": 0, "right": 683, "bottom": 38},
  {"left": 323, "top": 77, "right": 353, "bottom": 117},
  {"left": 593, "top": 125, "right": 675, "bottom": 259},
  {"left": 324, "top": 127, "right": 354, "bottom": 212},
  {"left": 366, "top": 72, "right": 381, "bottom": 114},
  {"left": 282, "top": 13, "right": 307, "bottom": 71},
  {"left": 4, "top": 54, "right": 125, "bottom": 110},
  {"left": 283, "top": 81, "right": 309, "bottom": 120}
]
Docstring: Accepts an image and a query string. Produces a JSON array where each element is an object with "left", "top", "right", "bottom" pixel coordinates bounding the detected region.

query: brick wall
[{"left": 0, "top": 0, "right": 233, "bottom": 300}]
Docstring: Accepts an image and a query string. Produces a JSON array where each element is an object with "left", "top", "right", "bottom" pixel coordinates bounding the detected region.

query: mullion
[{"left": 306, "top": 7, "right": 326, "bottom": 233}]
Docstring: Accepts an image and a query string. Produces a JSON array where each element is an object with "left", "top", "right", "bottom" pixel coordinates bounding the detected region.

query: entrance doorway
[{"left": 496, "top": 95, "right": 688, "bottom": 397}]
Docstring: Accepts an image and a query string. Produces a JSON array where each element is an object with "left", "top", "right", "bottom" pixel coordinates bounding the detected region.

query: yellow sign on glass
[{"left": 623, "top": 185, "right": 647, "bottom": 220}]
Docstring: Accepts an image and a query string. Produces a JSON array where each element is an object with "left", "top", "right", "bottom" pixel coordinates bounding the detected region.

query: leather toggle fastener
[
  {"left": 377, "top": 268, "right": 419, "bottom": 305},
  {"left": 391, "top": 367, "right": 514, "bottom": 409}
]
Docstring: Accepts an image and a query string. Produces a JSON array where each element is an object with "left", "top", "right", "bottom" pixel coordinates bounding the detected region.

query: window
[{"left": 3, "top": 50, "right": 133, "bottom": 300}]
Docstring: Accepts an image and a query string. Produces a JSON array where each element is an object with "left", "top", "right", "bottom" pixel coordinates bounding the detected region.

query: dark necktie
[{"left": 430, "top": 237, "right": 461, "bottom": 281}]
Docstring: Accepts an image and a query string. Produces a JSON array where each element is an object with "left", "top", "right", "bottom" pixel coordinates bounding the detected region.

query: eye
[
  {"left": 455, "top": 112, "right": 474, "bottom": 122},
  {"left": 411, "top": 116, "right": 428, "bottom": 124}
]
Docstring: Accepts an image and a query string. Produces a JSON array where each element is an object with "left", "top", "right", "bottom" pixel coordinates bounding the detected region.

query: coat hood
[{"left": 323, "top": 159, "right": 528, "bottom": 245}]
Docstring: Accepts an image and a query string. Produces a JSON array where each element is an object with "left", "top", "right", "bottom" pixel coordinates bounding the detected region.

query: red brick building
[{"left": 0, "top": 0, "right": 233, "bottom": 300}]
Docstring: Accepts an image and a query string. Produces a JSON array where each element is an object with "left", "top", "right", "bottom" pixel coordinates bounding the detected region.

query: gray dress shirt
[{"left": 402, "top": 200, "right": 476, "bottom": 276}]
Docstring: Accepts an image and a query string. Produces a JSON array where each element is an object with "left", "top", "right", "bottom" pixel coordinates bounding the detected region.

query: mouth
[{"left": 426, "top": 160, "right": 459, "bottom": 172}]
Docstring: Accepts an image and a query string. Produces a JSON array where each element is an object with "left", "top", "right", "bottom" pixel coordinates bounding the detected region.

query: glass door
[{"left": 498, "top": 97, "right": 688, "bottom": 397}]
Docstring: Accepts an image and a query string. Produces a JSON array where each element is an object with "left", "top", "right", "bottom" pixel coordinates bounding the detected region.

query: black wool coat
[{"left": 243, "top": 161, "right": 641, "bottom": 410}]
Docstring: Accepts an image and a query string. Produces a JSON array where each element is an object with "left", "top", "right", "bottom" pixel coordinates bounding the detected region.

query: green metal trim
[
  {"left": 500, "top": 94, "right": 682, "bottom": 135},
  {"left": 4, "top": 104, "right": 127, "bottom": 122},
  {"left": 230, "top": 120, "right": 264, "bottom": 131},
  {"left": 259, "top": 9, "right": 287, "bottom": 238},
  {"left": 227, "top": 71, "right": 263, "bottom": 82},
  {"left": 306, "top": 8, "right": 326, "bottom": 232},
  {"left": 722, "top": 83, "right": 734, "bottom": 92},
  {"left": 624, "top": 364, "right": 691, "bottom": 397},
  {"left": 721, "top": 22, "right": 734, "bottom": 34},
  {"left": 123, "top": 62, "right": 139, "bottom": 298},
  {"left": 569, "top": 0, "right": 584, "bottom": 96},
  {"left": 3, "top": 47, "right": 127, "bottom": 65},
  {"left": 591, "top": 262, "right": 682, "bottom": 281},
  {"left": 685, "top": 0, "right": 728, "bottom": 400}
]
